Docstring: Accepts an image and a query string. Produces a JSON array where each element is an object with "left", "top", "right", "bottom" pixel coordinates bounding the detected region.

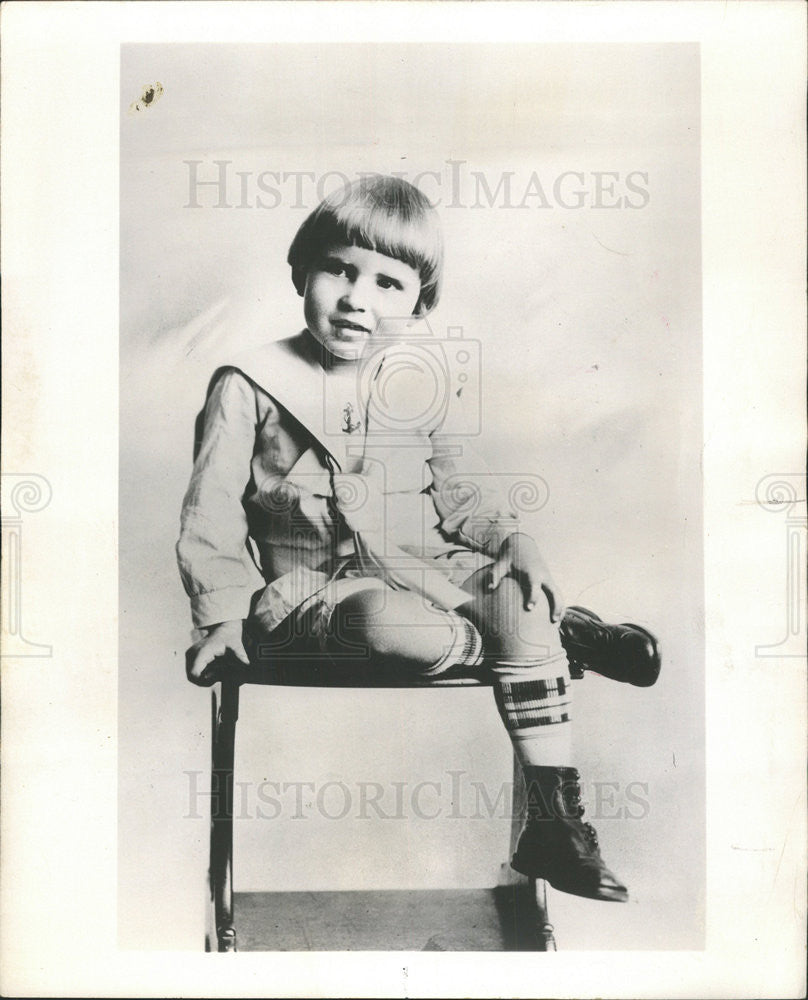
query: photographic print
[
  {"left": 119, "top": 42, "right": 703, "bottom": 953},
  {"left": 2, "top": 4, "right": 804, "bottom": 997}
]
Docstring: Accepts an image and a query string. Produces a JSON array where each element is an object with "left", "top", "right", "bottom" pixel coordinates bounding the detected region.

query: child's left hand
[{"left": 488, "top": 532, "right": 564, "bottom": 622}]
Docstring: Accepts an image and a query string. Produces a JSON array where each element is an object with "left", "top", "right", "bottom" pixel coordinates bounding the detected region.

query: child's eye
[
  {"left": 377, "top": 275, "right": 403, "bottom": 291},
  {"left": 322, "top": 260, "right": 346, "bottom": 277}
]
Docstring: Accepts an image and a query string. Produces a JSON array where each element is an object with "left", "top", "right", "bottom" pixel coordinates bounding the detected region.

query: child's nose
[{"left": 340, "top": 277, "right": 371, "bottom": 311}]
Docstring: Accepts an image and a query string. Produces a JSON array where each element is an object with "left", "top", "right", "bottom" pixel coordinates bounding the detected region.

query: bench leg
[
  {"left": 530, "top": 876, "right": 557, "bottom": 951},
  {"left": 203, "top": 692, "right": 554, "bottom": 952},
  {"left": 208, "top": 679, "right": 239, "bottom": 952}
]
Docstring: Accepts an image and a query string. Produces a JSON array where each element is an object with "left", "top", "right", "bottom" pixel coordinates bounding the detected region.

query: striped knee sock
[
  {"left": 492, "top": 652, "right": 573, "bottom": 767},
  {"left": 420, "top": 611, "right": 484, "bottom": 677}
]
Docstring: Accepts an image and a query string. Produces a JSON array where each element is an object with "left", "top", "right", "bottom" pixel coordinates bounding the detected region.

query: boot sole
[{"left": 511, "top": 854, "right": 629, "bottom": 903}]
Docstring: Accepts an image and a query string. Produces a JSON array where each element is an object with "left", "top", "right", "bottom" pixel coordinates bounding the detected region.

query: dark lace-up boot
[
  {"left": 512, "top": 765, "right": 628, "bottom": 902},
  {"left": 560, "top": 606, "right": 661, "bottom": 687}
]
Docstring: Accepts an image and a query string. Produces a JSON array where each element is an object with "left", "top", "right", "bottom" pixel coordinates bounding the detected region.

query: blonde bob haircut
[{"left": 288, "top": 175, "right": 443, "bottom": 316}]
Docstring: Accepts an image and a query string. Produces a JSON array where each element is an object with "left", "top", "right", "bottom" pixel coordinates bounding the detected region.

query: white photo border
[{"left": 1, "top": 2, "right": 805, "bottom": 998}]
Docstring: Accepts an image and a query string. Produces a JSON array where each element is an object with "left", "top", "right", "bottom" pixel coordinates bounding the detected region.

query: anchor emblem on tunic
[{"left": 341, "top": 402, "right": 362, "bottom": 434}]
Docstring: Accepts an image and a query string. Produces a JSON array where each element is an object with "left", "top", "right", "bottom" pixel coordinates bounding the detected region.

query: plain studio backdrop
[{"left": 119, "top": 43, "right": 702, "bottom": 951}]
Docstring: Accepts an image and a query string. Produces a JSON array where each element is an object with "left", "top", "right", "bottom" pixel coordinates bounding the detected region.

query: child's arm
[
  {"left": 177, "top": 369, "right": 265, "bottom": 683},
  {"left": 185, "top": 620, "right": 249, "bottom": 687},
  {"left": 427, "top": 433, "right": 564, "bottom": 620}
]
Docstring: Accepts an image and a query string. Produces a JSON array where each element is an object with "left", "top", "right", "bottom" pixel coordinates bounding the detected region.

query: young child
[{"left": 177, "top": 175, "right": 660, "bottom": 903}]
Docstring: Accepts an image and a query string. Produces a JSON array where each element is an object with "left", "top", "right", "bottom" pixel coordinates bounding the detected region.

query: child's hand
[
  {"left": 185, "top": 620, "right": 250, "bottom": 686},
  {"left": 488, "top": 533, "right": 565, "bottom": 622}
]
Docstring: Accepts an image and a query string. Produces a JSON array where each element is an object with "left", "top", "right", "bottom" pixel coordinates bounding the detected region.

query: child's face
[{"left": 303, "top": 244, "right": 422, "bottom": 362}]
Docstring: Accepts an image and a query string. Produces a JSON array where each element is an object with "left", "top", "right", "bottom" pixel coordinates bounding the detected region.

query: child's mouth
[{"left": 332, "top": 320, "right": 370, "bottom": 337}]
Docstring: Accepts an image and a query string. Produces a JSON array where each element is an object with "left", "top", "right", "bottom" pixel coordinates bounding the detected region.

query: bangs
[
  {"left": 325, "top": 186, "right": 442, "bottom": 276},
  {"left": 288, "top": 176, "right": 443, "bottom": 313}
]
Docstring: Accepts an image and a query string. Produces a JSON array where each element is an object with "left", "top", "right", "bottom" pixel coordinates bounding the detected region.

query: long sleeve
[
  {"left": 424, "top": 376, "right": 527, "bottom": 556},
  {"left": 427, "top": 429, "right": 522, "bottom": 556},
  {"left": 176, "top": 369, "right": 266, "bottom": 629}
]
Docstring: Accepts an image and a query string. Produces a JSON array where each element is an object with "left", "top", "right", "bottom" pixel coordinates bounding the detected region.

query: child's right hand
[{"left": 185, "top": 620, "right": 250, "bottom": 686}]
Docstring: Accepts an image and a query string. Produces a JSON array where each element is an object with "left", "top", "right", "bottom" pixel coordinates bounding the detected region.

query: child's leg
[
  {"left": 324, "top": 586, "right": 481, "bottom": 676},
  {"left": 459, "top": 571, "right": 572, "bottom": 766},
  {"left": 459, "top": 567, "right": 628, "bottom": 902}
]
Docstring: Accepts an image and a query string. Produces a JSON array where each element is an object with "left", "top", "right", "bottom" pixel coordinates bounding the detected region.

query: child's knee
[
  {"left": 327, "top": 589, "right": 380, "bottom": 656},
  {"left": 330, "top": 588, "right": 410, "bottom": 657},
  {"left": 473, "top": 578, "right": 561, "bottom": 659},
  {"left": 330, "top": 589, "right": 455, "bottom": 665}
]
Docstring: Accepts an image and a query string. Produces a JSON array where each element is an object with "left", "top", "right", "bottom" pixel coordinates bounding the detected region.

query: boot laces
[
  {"left": 561, "top": 783, "right": 601, "bottom": 851},
  {"left": 562, "top": 782, "right": 584, "bottom": 817},
  {"left": 583, "top": 822, "right": 600, "bottom": 851}
]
